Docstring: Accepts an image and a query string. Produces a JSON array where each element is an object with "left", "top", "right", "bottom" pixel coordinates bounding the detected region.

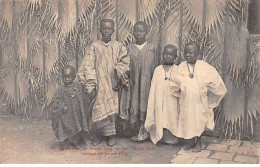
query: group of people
[{"left": 49, "top": 18, "right": 228, "bottom": 153}]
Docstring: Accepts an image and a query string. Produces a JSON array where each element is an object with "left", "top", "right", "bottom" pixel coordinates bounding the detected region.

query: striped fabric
[{"left": 77, "top": 40, "right": 130, "bottom": 125}]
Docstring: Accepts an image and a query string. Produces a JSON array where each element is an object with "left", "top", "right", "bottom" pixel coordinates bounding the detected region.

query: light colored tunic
[
  {"left": 170, "top": 60, "right": 227, "bottom": 139},
  {"left": 145, "top": 65, "right": 179, "bottom": 144},
  {"left": 77, "top": 40, "right": 129, "bottom": 124}
]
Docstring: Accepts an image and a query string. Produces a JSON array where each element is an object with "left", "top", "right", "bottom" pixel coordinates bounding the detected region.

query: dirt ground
[{"left": 0, "top": 114, "right": 182, "bottom": 164}]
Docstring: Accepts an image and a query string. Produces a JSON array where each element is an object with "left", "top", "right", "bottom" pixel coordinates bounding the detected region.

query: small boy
[
  {"left": 145, "top": 44, "right": 179, "bottom": 145},
  {"left": 128, "top": 21, "right": 158, "bottom": 142},
  {"left": 50, "top": 65, "right": 91, "bottom": 149},
  {"left": 170, "top": 41, "right": 227, "bottom": 152}
]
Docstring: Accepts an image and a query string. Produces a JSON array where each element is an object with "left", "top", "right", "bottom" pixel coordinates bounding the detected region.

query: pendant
[
  {"left": 165, "top": 77, "right": 168, "bottom": 80},
  {"left": 189, "top": 74, "right": 194, "bottom": 78}
]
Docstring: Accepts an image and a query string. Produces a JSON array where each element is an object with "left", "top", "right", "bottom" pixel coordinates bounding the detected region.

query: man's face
[
  {"left": 184, "top": 44, "right": 198, "bottom": 63},
  {"left": 100, "top": 21, "right": 114, "bottom": 42},
  {"left": 163, "top": 47, "right": 177, "bottom": 65},
  {"left": 133, "top": 24, "right": 148, "bottom": 42},
  {"left": 62, "top": 68, "right": 75, "bottom": 85}
]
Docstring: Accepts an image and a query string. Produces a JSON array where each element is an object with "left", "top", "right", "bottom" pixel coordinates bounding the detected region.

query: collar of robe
[
  {"left": 134, "top": 41, "right": 147, "bottom": 50},
  {"left": 101, "top": 40, "right": 110, "bottom": 47},
  {"left": 187, "top": 61, "right": 196, "bottom": 78}
]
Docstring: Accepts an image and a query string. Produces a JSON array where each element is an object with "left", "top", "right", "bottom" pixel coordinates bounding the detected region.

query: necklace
[
  {"left": 64, "top": 83, "right": 77, "bottom": 98},
  {"left": 164, "top": 65, "right": 173, "bottom": 81},
  {"left": 187, "top": 62, "right": 195, "bottom": 78}
]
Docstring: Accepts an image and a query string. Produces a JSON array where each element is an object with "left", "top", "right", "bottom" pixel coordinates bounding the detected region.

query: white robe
[
  {"left": 170, "top": 60, "right": 227, "bottom": 139},
  {"left": 145, "top": 65, "right": 179, "bottom": 144}
]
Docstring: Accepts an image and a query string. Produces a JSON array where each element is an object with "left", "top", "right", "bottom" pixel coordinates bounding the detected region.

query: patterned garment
[
  {"left": 50, "top": 82, "right": 91, "bottom": 142},
  {"left": 77, "top": 40, "right": 130, "bottom": 134},
  {"left": 128, "top": 42, "right": 158, "bottom": 124}
]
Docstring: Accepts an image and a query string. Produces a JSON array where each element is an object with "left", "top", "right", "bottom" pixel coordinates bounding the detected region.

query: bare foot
[
  {"left": 192, "top": 137, "right": 202, "bottom": 152},
  {"left": 60, "top": 139, "right": 69, "bottom": 150},
  {"left": 182, "top": 138, "right": 195, "bottom": 150},
  {"left": 92, "top": 135, "right": 103, "bottom": 146},
  {"left": 107, "top": 135, "right": 117, "bottom": 146},
  {"left": 183, "top": 142, "right": 195, "bottom": 150}
]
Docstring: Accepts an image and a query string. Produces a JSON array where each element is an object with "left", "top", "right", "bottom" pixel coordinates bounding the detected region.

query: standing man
[
  {"left": 77, "top": 19, "right": 130, "bottom": 146},
  {"left": 170, "top": 41, "right": 227, "bottom": 152},
  {"left": 128, "top": 21, "right": 158, "bottom": 142}
]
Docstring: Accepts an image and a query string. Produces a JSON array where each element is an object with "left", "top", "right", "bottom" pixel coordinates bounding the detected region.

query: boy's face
[
  {"left": 184, "top": 44, "right": 198, "bottom": 63},
  {"left": 163, "top": 47, "right": 177, "bottom": 65},
  {"left": 100, "top": 21, "right": 114, "bottom": 42},
  {"left": 62, "top": 68, "right": 76, "bottom": 86},
  {"left": 133, "top": 24, "right": 148, "bottom": 42}
]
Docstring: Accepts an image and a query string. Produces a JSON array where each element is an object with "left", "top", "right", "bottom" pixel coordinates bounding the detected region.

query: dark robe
[
  {"left": 50, "top": 82, "right": 92, "bottom": 142},
  {"left": 128, "top": 42, "right": 158, "bottom": 124}
]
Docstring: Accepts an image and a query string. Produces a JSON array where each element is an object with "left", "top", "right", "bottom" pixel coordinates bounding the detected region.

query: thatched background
[{"left": 0, "top": 0, "right": 259, "bottom": 141}]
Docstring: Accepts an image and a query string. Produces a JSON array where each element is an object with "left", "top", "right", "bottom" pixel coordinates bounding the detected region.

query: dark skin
[
  {"left": 182, "top": 43, "right": 202, "bottom": 152},
  {"left": 62, "top": 67, "right": 76, "bottom": 86},
  {"left": 133, "top": 24, "right": 148, "bottom": 45},
  {"left": 162, "top": 45, "right": 177, "bottom": 66},
  {"left": 86, "top": 20, "right": 114, "bottom": 97},
  {"left": 162, "top": 45, "right": 177, "bottom": 77},
  {"left": 130, "top": 23, "right": 149, "bottom": 142},
  {"left": 61, "top": 66, "right": 87, "bottom": 149},
  {"left": 100, "top": 21, "right": 114, "bottom": 44},
  {"left": 184, "top": 44, "right": 199, "bottom": 65}
]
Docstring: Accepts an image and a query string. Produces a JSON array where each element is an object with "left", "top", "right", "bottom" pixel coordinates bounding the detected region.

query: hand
[
  {"left": 122, "top": 78, "right": 129, "bottom": 87},
  {"left": 85, "top": 85, "right": 95, "bottom": 94},
  {"left": 85, "top": 85, "right": 96, "bottom": 98},
  {"left": 120, "top": 72, "right": 129, "bottom": 87}
]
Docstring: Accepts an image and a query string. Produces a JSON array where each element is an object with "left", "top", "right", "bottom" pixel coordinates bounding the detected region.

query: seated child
[
  {"left": 50, "top": 65, "right": 91, "bottom": 149},
  {"left": 145, "top": 44, "right": 179, "bottom": 145}
]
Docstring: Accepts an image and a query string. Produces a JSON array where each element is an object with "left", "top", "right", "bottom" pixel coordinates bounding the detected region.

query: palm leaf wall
[{"left": 0, "top": 0, "right": 259, "bottom": 140}]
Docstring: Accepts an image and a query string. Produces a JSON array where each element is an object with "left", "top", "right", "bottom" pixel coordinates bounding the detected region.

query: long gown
[
  {"left": 50, "top": 82, "right": 91, "bottom": 142},
  {"left": 128, "top": 42, "right": 158, "bottom": 124},
  {"left": 145, "top": 65, "right": 179, "bottom": 144},
  {"left": 77, "top": 40, "right": 130, "bottom": 136},
  {"left": 170, "top": 60, "right": 227, "bottom": 139}
]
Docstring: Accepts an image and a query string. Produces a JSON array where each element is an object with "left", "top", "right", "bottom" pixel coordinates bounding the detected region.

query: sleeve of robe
[
  {"left": 207, "top": 66, "right": 228, "bottom": 109},
  {"left": 49, "top": 88, "right": 65, "bottom": 132},
  {"left": 114, "top": 43, "right": 130, "bottom": 85},
  {"left": 49, "top": 89, "right": 65, "bottom": 119},
  {"left": 170, "top": 68, "right": 181, "bottom": 97},
  {"left": 77, "top": 44, "right": 97, "bottom": 89}
]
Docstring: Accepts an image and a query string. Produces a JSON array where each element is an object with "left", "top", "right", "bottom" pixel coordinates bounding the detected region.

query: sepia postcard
[{"left": 0, "top": 0, "right": 259, "bottom": 164}]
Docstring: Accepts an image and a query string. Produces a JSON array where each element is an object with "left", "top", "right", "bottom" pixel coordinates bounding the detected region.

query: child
[
  {"left": 77, "top": 19, "right": 130, "bottom": 146},
  {"left": 128, "top": 21, "right": 158, "bottom": 142},
  {"left": 170, "top": 41, "right": 227, "bottom": 152},
  {"left": 145, "top": 44, "right": 179, "bottom": 145},
  {"left": 50, "top": 65, "right": 91, "bottom": 149}
]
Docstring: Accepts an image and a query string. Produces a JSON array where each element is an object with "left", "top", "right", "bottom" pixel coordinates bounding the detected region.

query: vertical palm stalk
[
  {"left": 75, "top": 0, "right": 79, "bottom": 70},
  {"left": 178, "top": 0, "right": 183, "bottom": 60},
  {"left": 115, "top": 0, "right": 119, "bottom": 41},
  {"left": 136, "top": 0, "right": 139, "bottom": 22},
  {"left": 11, "top": 0, "right": 18, "bottom": 115}
]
